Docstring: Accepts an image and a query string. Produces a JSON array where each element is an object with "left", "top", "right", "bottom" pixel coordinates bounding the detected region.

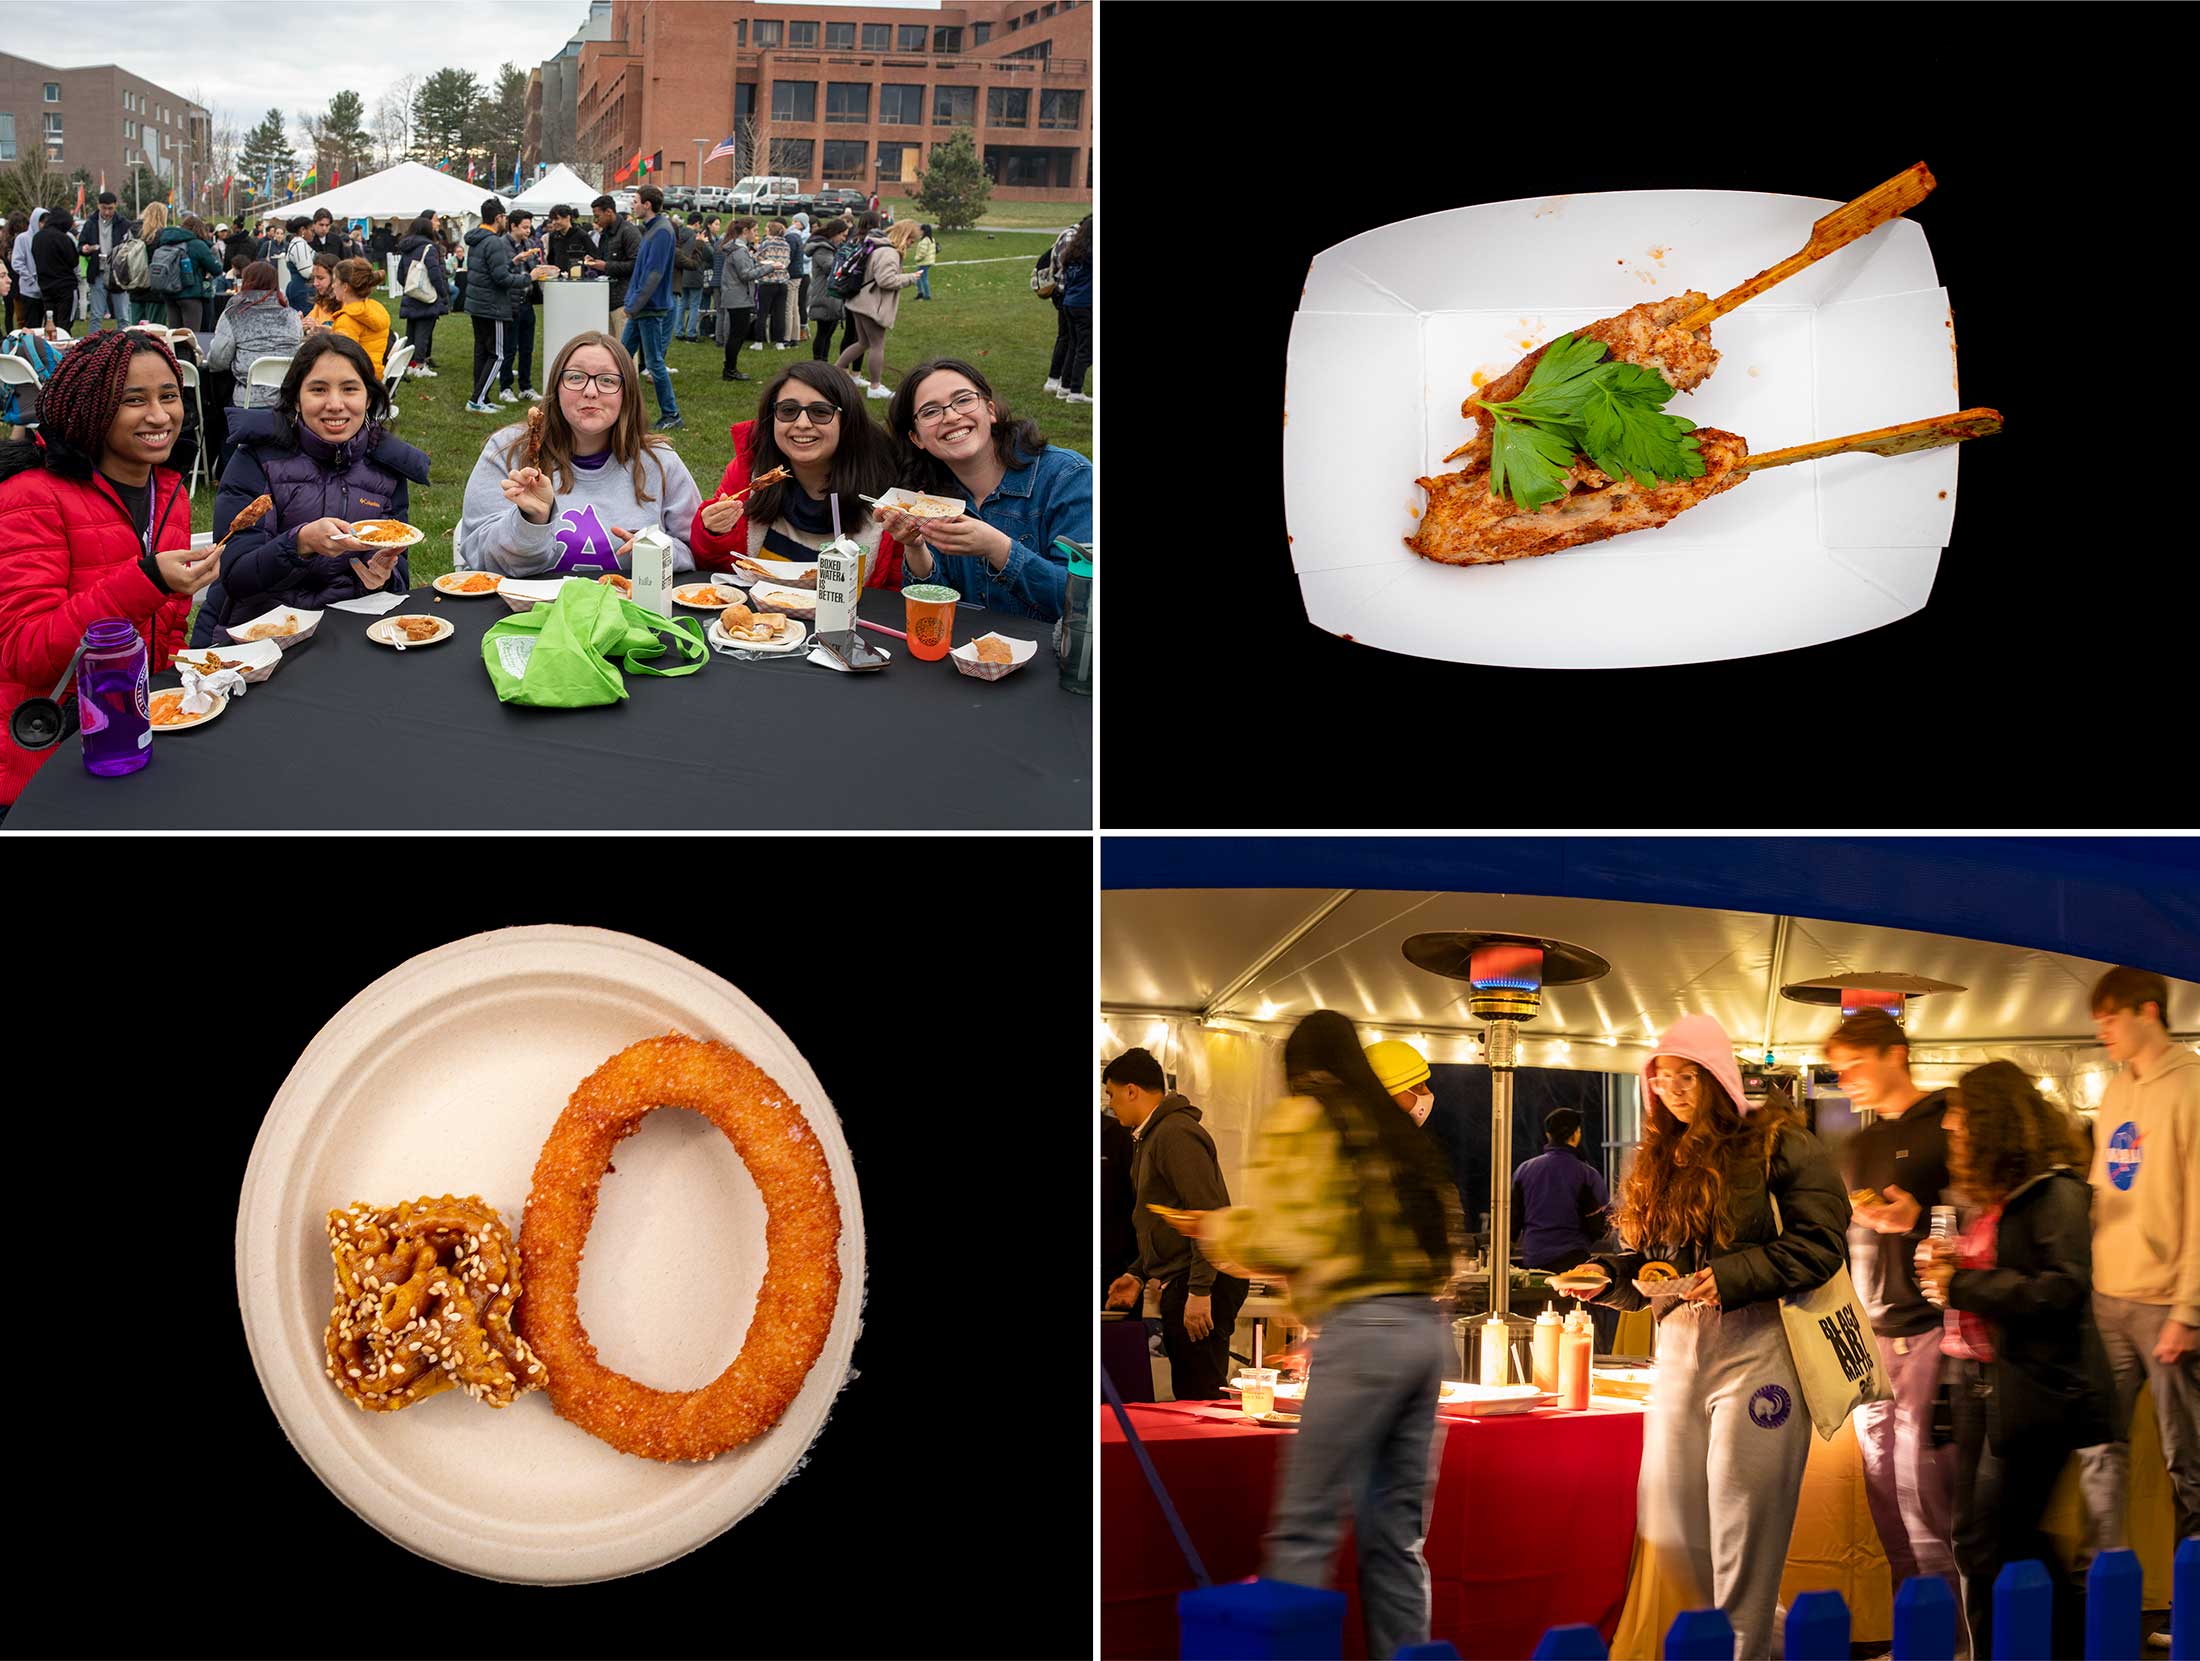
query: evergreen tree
[
  {"left": 238, "top": 108, "right": 296, "bottom": 195},
  {"left": 413, "top": 68, "right": 482, "bottom": 169},
  {"left": 483, "top": 64, "right": 529, "bottom": 164},
  {"left": 322, "top": 90, "right": 371, "bottom": 180},
  {"left": 913, "top": 126, "right": 990, "bottom": 232}
]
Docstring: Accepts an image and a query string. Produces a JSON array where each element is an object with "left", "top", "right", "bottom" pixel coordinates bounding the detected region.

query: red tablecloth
[{"left": 1101, "top": 1398, "right": 1646, "bottom": 1659}]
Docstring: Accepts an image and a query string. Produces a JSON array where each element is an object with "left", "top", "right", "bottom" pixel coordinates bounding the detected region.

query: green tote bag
[{"left": 479, "top": 578, "right": 707, "bottom": 708}]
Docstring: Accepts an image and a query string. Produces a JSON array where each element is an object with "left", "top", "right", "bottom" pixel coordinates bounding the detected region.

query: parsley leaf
[{"left": 1468, "top": 332, "right": 1707, "bottom": 512}]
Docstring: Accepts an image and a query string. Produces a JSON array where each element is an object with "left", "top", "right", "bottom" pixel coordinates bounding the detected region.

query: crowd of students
[
  {"left": 0, "top": 311, "right": 1090, "bottom": 814},
  {"left": 1105, "top": 967, "right": 2197, "bottom": 1660}
]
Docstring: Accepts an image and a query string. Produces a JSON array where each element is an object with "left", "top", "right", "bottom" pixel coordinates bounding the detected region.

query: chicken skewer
[
  {"left": 1410, "top": 408, "right": 2000, "bottom": 567},
  {"left": 1444, "top": 163, "right": 1936, "bottom": 463},
  {"left": 210, "top": 493, "right": 274, "bottom": 556}
]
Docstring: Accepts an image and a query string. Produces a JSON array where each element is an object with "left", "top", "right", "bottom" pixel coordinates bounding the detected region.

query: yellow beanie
[{"left": 1364, "top": 1040, "right": 1430, "bottom": 1095}]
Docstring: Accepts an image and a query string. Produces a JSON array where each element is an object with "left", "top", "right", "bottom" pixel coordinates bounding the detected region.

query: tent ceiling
[{"left": 1102, "top": 889, "right": 2199, "bottom": 1051}]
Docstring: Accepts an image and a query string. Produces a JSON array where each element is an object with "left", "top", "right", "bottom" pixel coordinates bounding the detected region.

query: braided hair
[{"left": 0, "top": 329, "right": 182, "bottom": 486}]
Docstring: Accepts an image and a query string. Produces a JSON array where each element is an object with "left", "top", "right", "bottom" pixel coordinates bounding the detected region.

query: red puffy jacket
[
  {"left": 0, "top": 461, "right": 194, "bottom": 806},
  {"left": 687, "top": 419, "right": 904, "bottom": 589}
]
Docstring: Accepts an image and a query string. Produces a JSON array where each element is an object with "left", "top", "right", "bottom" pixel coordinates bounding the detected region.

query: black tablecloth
[{"left": 6, "top": 589, "right": 1089, "bottom": 828}]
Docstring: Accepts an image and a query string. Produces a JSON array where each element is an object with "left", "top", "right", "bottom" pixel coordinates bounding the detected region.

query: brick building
[
  {"left": 0, "top": 52, "right": 211, "bottom": 208},
  {"left": 554, "top": 0, "right": 1090, "bottom": 202}
]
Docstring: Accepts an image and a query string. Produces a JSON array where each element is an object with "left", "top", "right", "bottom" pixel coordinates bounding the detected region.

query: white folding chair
[
  {"left": 1, "top": 353, "right": 41, "bottom": 432},
  {"left": 175, "top": 360, "right": 207, "bottom": 497},
  {"left": 246, "top": 355, "right": 293, "bottom": 401},
  {"left": 381, "top": 339, "right": 415, "bottom": 418}
]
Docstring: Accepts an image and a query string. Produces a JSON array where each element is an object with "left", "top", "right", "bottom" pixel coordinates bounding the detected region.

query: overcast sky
[{"left": 38, "top": 0, "right": 942, "bottom": 151}]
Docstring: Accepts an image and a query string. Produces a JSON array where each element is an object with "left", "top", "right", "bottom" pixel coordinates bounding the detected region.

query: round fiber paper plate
[
  {"left": 234, "top": 926, "right": 866, "bottom": 1583},
  {"left": 150, "top": 686, "right": 227, "bottom": 731},
  {"left": 353, "top": 520, "right": 428, "bottom": 550},
  {"left": 432, "top": 571, "right": 503, "bottom": 597}
]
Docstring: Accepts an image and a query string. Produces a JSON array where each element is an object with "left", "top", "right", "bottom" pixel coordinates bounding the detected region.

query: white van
[{"left": 731, "top": 175, "right": 800, "bottom": 213}]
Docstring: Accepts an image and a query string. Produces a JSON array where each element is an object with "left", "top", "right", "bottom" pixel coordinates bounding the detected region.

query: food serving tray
[
  {"left": 1287, "top": 188, "right": 1963, "bottom": 667},
  {"left": 234, "top": 926, "right": 866, "bottom": 1584}
]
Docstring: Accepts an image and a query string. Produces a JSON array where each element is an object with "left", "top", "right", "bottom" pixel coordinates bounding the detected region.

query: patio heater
[
  {"left": 1402, "top": 931, "right": 1611, "bottom": 1352},
  {"left": 1778, "top": 971, "right": 1965, "bottom": 1025}
]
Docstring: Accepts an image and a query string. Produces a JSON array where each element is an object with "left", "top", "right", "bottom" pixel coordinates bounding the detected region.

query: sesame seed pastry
[{"left": 323, "top": 1196, "right": 546, "bottom": 1412}]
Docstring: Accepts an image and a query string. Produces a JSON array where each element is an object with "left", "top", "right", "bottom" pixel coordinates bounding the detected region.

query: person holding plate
[
  {"left": 877, "top": 359, "right": 1089, "bottom": 622},
  {"left": 457, "top": 332, "right": 701, "bottom": 580},
  {"left": 688, "top": 360, "right": 905, "bottom": 586},
  {"left": 1557, "top": 1015, "right": 1849, "bottom": 1661},
  {"left": 192, "top": 335, "right": 428, "bottom": 647}
]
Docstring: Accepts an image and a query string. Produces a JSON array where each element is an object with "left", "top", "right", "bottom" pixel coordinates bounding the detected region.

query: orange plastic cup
[{"left": 902, "top": 584, "right": 959, "bottom": 661}]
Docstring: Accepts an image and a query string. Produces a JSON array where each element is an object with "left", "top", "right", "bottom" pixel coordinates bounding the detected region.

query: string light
[
  {"left": 1257, "top": 1000, "right": 1279, "bottom": 1021},
  {"left": 2036, "top": 1076, "right": 2055, "bottom": 1094}
]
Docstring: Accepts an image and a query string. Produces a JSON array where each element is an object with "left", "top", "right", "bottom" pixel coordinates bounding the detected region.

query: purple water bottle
[{"left": 77, "top": 618, "right": 151, "bottom": 777}]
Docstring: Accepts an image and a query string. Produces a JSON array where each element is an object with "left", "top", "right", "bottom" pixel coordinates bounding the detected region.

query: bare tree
[
  {"left": 372, "top": 85, "right": 409, "bottom": 171},
  {"left": 207, "top": 109, "right": 242, "bottom": 220}
]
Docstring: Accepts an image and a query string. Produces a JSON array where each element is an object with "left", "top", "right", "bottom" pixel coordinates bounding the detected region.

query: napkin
[
  {"left": 178, "top": 665, "right": 246, "bottom": 713},
  {"left": 807, "top": 641, "right": 894, "bottom": 672},
  {"left": 327, "top": 591, "right": 408, "bottom": 615}
]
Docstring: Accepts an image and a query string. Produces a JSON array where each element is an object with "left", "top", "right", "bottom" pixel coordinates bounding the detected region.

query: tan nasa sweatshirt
[{"left": 2089, "top": 1043, "right": 2200, "bottom": 1326}]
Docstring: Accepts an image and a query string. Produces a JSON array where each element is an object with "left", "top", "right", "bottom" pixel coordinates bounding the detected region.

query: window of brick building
[
  {"left": 0, "top": 114, "right": 15, "bottom": 162},
  {"left": 933, "top": 85, "right": 975, "bottom": 125},
  {"left": 987, "top": 87, "right": 1029, "bottom": 127},
  {"left": 826, "top": 21, "right": 853, "bottom": 49},
  {"left": 973, "top": 23, "right": 991, "bottom": 45},
  {"left": 774, "top": 138, "right": 812, "bottom": 175},
  {"left": 734, "top": 81, "right": 755, "bottom": 119},
  {"left": 771, "top": 80, "right": 817, "bottom": 123},
  {"left": 736, "top": 19, "right": 745, "bottom": 45},
  {"left": 44, "top": 83, "right": 62, "bottom": 102},
  {"left": 826, "top": 83, "right": 869, "bottom": 124},
  {"left": 822, "top": 139, "right": 866, "bottom": 180},
  {"left": 935, "top": 27, "right": 963, "bottom": 53},
  {"left": 880, "top": 84, "right": 924, "bottom": 125},
  {"left": 875, "top": 141, "right": 911, "bottom": 183},
  {"left": 789, "top": 21, "right": 817, "bottom": 47},
  {"left": 44, "top": 112, "right": 64, "bottom": 137},
  {"left": 755, "top": 20, "right": 782, "bottom": 49},
  {"left": 898, "top": 24, "right": 927, "bottom": 51},
  {"left": 1039, "top": 89, "right": 1082, "bottom": 129},
  {"left": 862, "top": 23, "right": 888, "bottom": 49}
]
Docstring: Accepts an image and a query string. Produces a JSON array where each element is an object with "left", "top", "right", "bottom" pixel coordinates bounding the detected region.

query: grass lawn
[
  {"left": 882, "top": 194, "right": 1088, "bottom": 229},
  {"left": 179, "top": 225, "right": 1090, "bottom": 592}
]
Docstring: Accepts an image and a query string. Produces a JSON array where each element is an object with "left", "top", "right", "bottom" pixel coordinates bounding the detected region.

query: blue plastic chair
[
  {"left": 1893, "top": 1574, "right": 1957, "bottom": 1661},
  {"left": 1663, "top": 1608, "right": 1733, "bottom": 1660},
  {"left": 1529, "top": 1625, "right": 1607, "bottom": 1660},
  {"left": 1176, "top": 1579, "right": 1345, "bottom": 1660},
  {"left": 1785, "top": 1590, "right": 1850, "bottom": 1661}
]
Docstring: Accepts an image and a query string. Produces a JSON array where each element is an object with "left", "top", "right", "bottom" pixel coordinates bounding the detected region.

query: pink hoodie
[{"left": 1642, "top": 1014, "right": 1756, "bottom": 1116}]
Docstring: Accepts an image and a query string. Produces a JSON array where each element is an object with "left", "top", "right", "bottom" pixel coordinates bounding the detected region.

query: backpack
[
  {"left": 109, "top": 232, "right": 151, "bottom": 292},
  {"left": 1031, "top": 248, "right": 1059, "bottom": 300},
  {"left": 146, "top": 238, "right": 191, "bottom": 296},
  {"left": 2, "top": 330, "right": 64, "bottom": 424},
  {"left": 826, "top": 236, "right": 872, "bottom": 301}
]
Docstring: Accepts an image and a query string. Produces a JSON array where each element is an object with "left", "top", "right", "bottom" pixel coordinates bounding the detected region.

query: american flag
[{"left": 705, "top": 133, "right": 738, "bottom": 165}]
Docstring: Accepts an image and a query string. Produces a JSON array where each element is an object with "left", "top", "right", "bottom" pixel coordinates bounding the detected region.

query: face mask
[{"left": 1408, "top": 1089, "right": 1434, "bottom": 1127}]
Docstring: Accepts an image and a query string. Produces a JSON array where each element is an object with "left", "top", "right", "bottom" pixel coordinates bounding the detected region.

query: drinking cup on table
[
  {"left": 902, "top": 583, "right": 960, "bottom": 661},
  {"left": 1236, "top": 1367, "right": 1277, "bottom": 1419}
]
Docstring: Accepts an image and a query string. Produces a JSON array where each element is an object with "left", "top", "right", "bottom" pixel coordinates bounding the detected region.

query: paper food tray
[
  {"left": 1436, "top": 1382, "right": 1556, "bottom": 1417},
  {"left": 174, "top": 638, "right": 283, "bottom": 683},
  {"left": 497, "top": 576, "right": 581, "bottom": 612},
  {"left": 949, "top": 632, "right": 1037, "bottom": 682},
  {"left": 221, "top": 605, "right": 324, "bottom": 648},
  {"left": 1286, "top": 188, "right": 1966, "bottom": 667}
]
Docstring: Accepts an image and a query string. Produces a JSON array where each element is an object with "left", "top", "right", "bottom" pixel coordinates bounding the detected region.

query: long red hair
[{"left": 1618, "top": 1062, "right": 1789, "bottom": 1251}]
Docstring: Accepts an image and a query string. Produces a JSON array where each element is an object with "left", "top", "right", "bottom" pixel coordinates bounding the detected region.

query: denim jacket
[{"left": 915, "top": 443, "right": 1090, "bottom": 622}]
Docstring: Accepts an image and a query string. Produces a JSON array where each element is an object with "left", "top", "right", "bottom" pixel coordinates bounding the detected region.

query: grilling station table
[{"left": 6, "top": 585, "right": 1089, "bottom": 828}]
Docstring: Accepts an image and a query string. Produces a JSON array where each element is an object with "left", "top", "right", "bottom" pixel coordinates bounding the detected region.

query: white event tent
[
  {"left": 505, "top": 164, "right": 599, "bottom": 217},
  {"left": 1103, "top": 884, "right": 2200, "bottom": 1198},
  {"left": 265, "top": 161, "right": 505, "bottom": 228}
]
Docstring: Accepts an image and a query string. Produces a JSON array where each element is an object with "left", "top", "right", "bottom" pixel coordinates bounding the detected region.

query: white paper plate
[
  {"left": 432, "top": 570, "right": 503, "bottom": 597},
  {"left": 877, "top": 487, "right": 967, "bottom": 521},
  {"left": 355, "top": 520, "right": 428, "bottom": 552},
  {"left": 672, "top": 584, "right": 737, "bottom": 610},
  {"left": 150, "top": 686, "right": 227, "bottom": 731},
  {"left": 367, "top": 615, "right": 456, "bottom": 648},
  {"left": 709, "top": 613, "right": 808, "bottom": 655},
  {"left": 749, "top": 582, "right": 817, "bottom": 618},
  {"left": 234, "top": 926, "right": 866, "bottom": 1584}
]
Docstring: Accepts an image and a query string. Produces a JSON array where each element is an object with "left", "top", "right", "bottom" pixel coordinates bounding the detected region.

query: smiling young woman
[
  {"left": 191, "top": 333, "right": 430, "bottom": 647},
  {"left": 0, "top": 330, "right": 216, "bottom": 810}
]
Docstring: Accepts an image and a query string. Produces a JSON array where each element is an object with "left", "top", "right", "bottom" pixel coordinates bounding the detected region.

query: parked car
[
  {"left": 693, "top": 186, "right": 733, "bottom": 212},
  {"left": 610, "top": 189, "right": 638, "bottom": 215},
  {"left": 660, "top": 185, "right": 696, "bottom": 212},
  {"left": 807, "top": 187, "right": 869, "bottom": 220}
]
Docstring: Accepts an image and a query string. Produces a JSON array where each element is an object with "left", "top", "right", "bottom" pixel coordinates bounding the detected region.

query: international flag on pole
[
  {"left": 331, "top": 162, "right": 340, "bottom": 187},
  {"left": 705, "top": 133, "right": 738, "bottom": 165},
  {"left": 613, "top": 148, "right": 642, "bottom": 185},
  {"left": 512, "top": 152, "right": 523, "bottom": 194},
  {"left": 467, "top": 156, "right": 477, "bottom": 182},
  {"left": 75, "top": 182, "right": 86, "bottom": 216}
]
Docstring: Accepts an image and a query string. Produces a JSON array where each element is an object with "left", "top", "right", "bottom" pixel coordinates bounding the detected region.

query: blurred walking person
[{"left": 1153, "top": 1011, "right": 1464, "bottom": 1661}]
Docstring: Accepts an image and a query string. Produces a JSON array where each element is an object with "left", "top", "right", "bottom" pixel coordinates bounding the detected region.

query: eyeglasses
[
  {"left": 559, "top": 371, "right": 625, "bottom": 395},
  {"left": 772, "top": 401, "right": 841, "bottom": 425},
  {"left": 1650, "top": 1072, "right": 1700, "bottom": 1095},
  {"left": 914, "top": 390, "right": 985, "bottom": 428}
]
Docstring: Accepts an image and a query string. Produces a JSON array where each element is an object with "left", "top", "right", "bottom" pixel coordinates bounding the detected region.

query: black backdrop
[
  {"left": 24, "top": 853, "right": 1091, "bottom": 1658},
  {"left": 1099, "top": 8, "right": 2175, "bottom": 817},
  {"left": 1420, "top": 1063, "right": 1613, "bottom": 1247}
]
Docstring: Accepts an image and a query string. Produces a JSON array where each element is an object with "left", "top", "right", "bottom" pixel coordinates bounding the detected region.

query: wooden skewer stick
[
  {"left": 1675, "top": 162, "right": 1935, "bottom": 334},
  {"left": 1736, "top": 407, "right": 2002, "bottom": 473}
]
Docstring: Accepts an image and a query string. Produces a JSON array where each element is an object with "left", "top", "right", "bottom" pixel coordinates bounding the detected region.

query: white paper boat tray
[{"left": 1285, "top": 188, "right": 1970, "bottom": 668}]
